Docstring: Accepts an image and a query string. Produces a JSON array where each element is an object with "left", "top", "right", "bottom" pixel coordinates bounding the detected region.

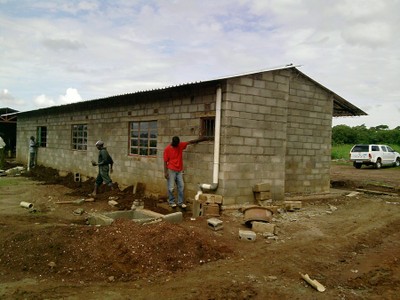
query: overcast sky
[{"left": 1, "top": 0, "right": 399, "bottom": 128}]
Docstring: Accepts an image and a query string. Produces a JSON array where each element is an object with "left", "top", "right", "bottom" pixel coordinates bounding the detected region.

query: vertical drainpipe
[{"left": 197, "top": 86, "right": 222, "bottom": 194}]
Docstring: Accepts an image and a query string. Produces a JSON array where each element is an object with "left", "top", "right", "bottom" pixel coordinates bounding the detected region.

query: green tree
[
  {"left": 332, "top": 125, "right": 355, "bottom": 145},
  {"left": 332, "top": 124, "right": 400, "bottom": 145}
]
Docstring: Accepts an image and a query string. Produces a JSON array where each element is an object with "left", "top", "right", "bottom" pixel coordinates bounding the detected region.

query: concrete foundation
[{"left": 86, "top": 208, "right": 182, "bottom": 226}]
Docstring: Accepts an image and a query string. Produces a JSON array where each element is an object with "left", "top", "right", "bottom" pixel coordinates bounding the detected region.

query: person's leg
[
  {"left": 29, "top": 152, "right": 35, "bottom": 168},
  {"left": 92, "top": 171, "right": 103, "bottom": 196},
  {"left": 176, "top": 171, "right": 185, "bottom": 206},
  {"left": 167, "top": 169, "right": 176, "bottom": 206},
  {"left": 99, "top": 165, "right": 113, "bottom": 189},
  {"left": 0, "top": 148, "right": 4, "bottom": 169}
]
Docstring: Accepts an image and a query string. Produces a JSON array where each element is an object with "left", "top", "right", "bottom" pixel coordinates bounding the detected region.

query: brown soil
[{"left": 0, "top": 162, "right": 399, "bottom": 299}]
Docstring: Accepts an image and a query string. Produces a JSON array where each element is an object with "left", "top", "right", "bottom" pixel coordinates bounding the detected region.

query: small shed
[{"left": 0, "top": 107, "right": 18, "bottom": 156}]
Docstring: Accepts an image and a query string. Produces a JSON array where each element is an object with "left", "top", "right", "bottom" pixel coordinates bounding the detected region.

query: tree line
[{"left": 332, "top": 124, "right": 400, "bottom": 145}]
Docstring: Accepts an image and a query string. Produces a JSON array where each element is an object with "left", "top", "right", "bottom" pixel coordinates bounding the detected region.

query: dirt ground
[{"left": 0, "top": 162, "right": 399, "bottom": 300}]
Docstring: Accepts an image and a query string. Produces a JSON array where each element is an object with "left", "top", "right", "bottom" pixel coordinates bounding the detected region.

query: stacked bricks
[
  {"left": 198, "top": 193, "right": 223, "bottom": 217},
  {"left": 253, "top": 182, "right": 272, "bottom": 205}
]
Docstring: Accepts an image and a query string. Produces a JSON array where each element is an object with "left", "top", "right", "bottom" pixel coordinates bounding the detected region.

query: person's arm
[
  {"left": 187, "top": 136, "right": 213, "bottom": 145},
  {"left": 164, "top": 161, "right": 169, "bottom": 179}
]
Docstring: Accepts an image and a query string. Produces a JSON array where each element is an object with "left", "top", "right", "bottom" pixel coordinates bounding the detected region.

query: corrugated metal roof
[{"left": 16, "top": 65, "right": 366, "bottom": 117}]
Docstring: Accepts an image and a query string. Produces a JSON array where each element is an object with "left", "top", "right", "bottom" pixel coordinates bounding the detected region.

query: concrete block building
[{"left": 16, "top": 66, "right": 366, "bottom": 205}]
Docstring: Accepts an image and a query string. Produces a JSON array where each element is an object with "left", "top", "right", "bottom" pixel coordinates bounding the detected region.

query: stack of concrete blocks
[
  {"left": 192, "top": 193, "right": 223, "bottom": 218},
  {"left": 253, "top": 182, "right": 272, "bottom": 206}
]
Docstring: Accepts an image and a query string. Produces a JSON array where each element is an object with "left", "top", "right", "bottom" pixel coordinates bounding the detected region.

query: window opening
[
  {"left": 72, "top": 124, "right": 88, "bottom": 150},
  {"left": 37, "top": 126, "right": 47, "bottom": 147},
  {"left": 129, "top": 121, "right": 157, "bottom": 156},
  {"left": 201, "top": 117, "right": 215, "bottom": 138}
]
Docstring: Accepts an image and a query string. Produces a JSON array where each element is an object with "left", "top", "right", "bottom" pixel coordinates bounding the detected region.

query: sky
[{"left": 1, "top": 0, "right": 399, "bottom": 129}]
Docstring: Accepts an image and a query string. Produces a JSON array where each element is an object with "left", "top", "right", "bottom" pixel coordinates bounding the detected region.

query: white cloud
[
  {"left": 32, "top": 88, "right": 83, "bottom": 108},
  {"left": 0, "top": 0, "right": 399, "bottom": 128},
  {"left": 342, "top": 22, "right": 392, "bottom": 47},
  {"left": 0, "top": 89, "right": 24, "bottom": 108},
  {"left": 333, "top": 101, "right": 400, "bottom": 129},
  {"left": 59, "top": 88, "right": 82, "bottom": 104},
  {"left": 42, "top": 38, "right": 86, "bottom": 51},
  {"left": 34, "top": 95, "right": 55, "bottom": 108}
]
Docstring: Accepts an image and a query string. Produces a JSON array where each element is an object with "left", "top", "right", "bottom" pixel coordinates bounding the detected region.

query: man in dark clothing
[{"left": 90, "top": 140, "right": 114, "bottom": 197}]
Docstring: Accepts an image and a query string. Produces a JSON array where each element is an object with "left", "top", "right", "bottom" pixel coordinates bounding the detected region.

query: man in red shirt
[{"left": 164, "top": 136, "right": 209, "bottom": 208}]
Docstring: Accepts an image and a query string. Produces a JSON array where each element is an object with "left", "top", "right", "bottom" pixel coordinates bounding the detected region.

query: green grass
[
  {"left": 0, "top": 177, "right": 25, "bottom": 187},
  {"left": 331, "top": 144, "right": 353, "bottom": 160}
]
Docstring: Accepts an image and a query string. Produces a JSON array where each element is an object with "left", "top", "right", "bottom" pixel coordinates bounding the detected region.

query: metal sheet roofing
[{"left": 16, "top": 65, "right": 367, "bottom": 117}]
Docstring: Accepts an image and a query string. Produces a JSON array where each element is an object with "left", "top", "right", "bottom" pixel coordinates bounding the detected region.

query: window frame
[
  {"left": 129, "top": 120, "right": 158, "bottom": 157},
  {"left": 200, "top": 117, "right": 215, "bottom": 138},
  {"left": 71, "top": 124, "right": 88, "bottom": 151},
  {"left": 37, "top": 126, "right": 47, "bottom": 147}
]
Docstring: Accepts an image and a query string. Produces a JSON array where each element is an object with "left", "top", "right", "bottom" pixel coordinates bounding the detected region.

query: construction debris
[
  {"left": 207, "top": 218, "right": 223, "bottom": 231},
  {"left": 251, "top": 221, "right": 275, "bottom": 234},
  {"left": 300, "top": 273, "right": 326, "bottom": 292},
  {"left": 284, "top": 200, "right": 302, "bottom": 211},
  {"left": 239, "top": 230, "right": 257, "bottom": 241},
  {"left": 56, "top": 198, "right": 95, "bottom": 205},
  {"left": 356, "top": 188, "right": 398, "bottom": 196},
  {"left": 242, "top": 205, "right": 273, "bottom": 225},
  {"left": 20, "top": 201, "right": 33, "bottom": 209}
]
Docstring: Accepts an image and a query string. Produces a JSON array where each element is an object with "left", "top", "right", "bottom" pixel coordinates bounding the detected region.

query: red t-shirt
[{"left": 163, "top": 142, "right": 189, "bottom": 172}]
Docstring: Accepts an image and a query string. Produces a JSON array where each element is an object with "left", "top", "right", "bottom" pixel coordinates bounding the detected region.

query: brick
[
  {"left": 198, "top": 193, "right": 223, "bottom": 204},
  {"left": 207, "top": 218, "right": 223, "bottom": 231},
  {"left": 239, "top": 230, "right": 256, "bottom": 241},
  {"left": 284, "top": 200, "right": 302, "bottom": 211},
  {"left": 192, "top": 199, "right": 204, "bottom": 218},
  {"left": 252, "top": 221, "right": 276, "bottom": 234},
  {"left": 203, "top": 203, "right": 220, "bottom": 217},
  {"left": 254, "top": 191, "right": 271, "bottom": 201},
  {"left": 253, "top": 183, "right": 271, "bottom": 192}
]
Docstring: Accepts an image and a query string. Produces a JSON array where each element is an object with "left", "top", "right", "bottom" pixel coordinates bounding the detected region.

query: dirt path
[{"left": 0, "top": 164, "right": 399, "bottom": 299}]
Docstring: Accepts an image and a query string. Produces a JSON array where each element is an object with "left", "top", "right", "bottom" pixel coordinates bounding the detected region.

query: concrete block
[
  {"left": 86, "top": 213, "right": 114, "bottom": 226},
  {"left": 239, "top": 230, "right": 257, "bottom": 241},
  {"left": 253, "top": 183, "right": 271, "bottom": 192},
  {"left": 254, "top": 191, "right": 271, "bottom": 201},
  {"left": 284, "top": 200, "right": 302, "bottom": 211},
  {"left": 192, "top": 200, "right": 204, "bottom": 218},
  {"left": 207, "top": 218, "right": 223, "bottom": 231},
  {"left": 252, "top": 221, "right": 276, "bottom": 234},
  {"left": 163, "top": 212, "right": 183, "bottom": 224},
  {"left": 74, "top": 172, "right": 80, "bottom": 182},
  {"left": 198, "top": 193, "right": 223, "bottom": 204},
  {"left": 204, "top": 203, "right": 220, "bottom": 217},
  {"left": 108, "top": 200, "right": 118, "bottom": 207}
]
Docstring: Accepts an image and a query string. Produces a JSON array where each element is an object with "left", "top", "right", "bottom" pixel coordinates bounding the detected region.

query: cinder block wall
[
  {"left": 219, "top": 70, "right": 291, "bottom": 205},
  {"left": 285, "top": 72, "right": 333, "bottom": 193},
  {"left": 16, "top": 70, "right": 334, "bottom": 205},
  {"left": 16, "top": 86, "right": 216, "bottom": 200}
]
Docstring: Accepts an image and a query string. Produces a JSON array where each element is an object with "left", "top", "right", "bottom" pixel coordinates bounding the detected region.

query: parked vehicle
[{"left": 349, "top": 144, "right": 400, "bottom": 169}]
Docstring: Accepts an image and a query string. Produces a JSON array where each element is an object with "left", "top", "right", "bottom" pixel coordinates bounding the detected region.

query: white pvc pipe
[
  {"left": 20, "top": 201, "right": 33, "bottom": 209},
  {"left": 199, "top": 86, "right": 222, "bottom": 191}
]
